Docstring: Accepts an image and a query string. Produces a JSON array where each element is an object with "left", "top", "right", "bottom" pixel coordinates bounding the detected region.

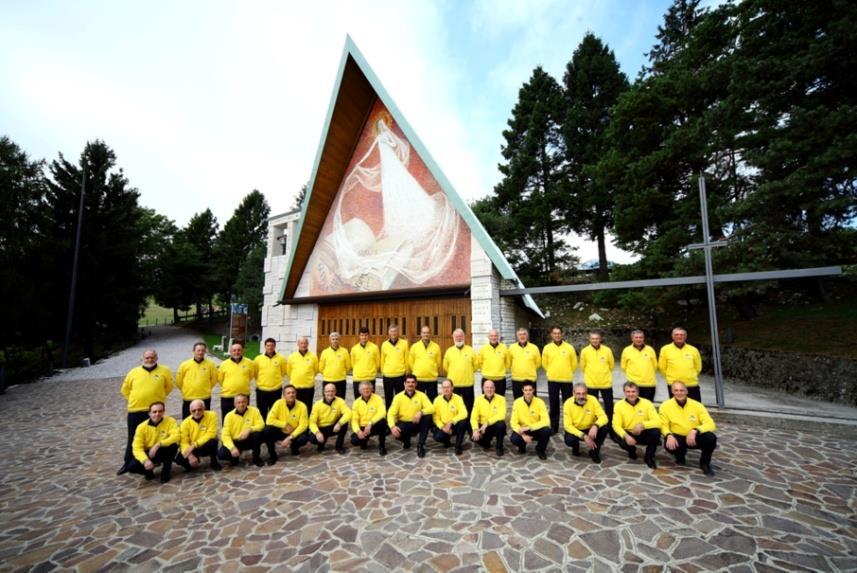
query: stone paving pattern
[{"left": 2, "top": 373, "right": 857, "bottom": 573}]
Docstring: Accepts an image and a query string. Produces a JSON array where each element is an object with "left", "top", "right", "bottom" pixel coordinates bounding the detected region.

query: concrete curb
[{"left": 712, "top": 408, "right": 857, "bottom": 438}]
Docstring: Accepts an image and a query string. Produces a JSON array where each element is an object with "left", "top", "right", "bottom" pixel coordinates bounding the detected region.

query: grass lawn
[
  {"left": 203, "top": 334, "right": 260, "bottom": 360},
  {"left": 138, "top": 300, "right": 175, "bottom": 326}
]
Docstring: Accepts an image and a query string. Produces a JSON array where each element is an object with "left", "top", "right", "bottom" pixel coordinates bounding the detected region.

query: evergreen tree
[
  {"left": 234, "top": 243, "right": 267, "bottom": 329},
  {"left": 214, "top": 190, "right": 270, "bottom": 305},
  {"left": 293, "top": 183, "right": 307, "bottom": 211},
  {"left": 182, "top": 209, "right": 219, "bottom": 318}
]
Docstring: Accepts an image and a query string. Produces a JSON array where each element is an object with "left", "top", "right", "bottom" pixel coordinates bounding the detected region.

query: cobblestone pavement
[{"left": 2, "top": 373, "right": 856, "bottom": 572}]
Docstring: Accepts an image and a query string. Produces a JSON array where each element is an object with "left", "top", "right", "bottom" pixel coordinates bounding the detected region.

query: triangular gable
[{"left": 279, "top": 36, "right": 542, "bottom": 317}]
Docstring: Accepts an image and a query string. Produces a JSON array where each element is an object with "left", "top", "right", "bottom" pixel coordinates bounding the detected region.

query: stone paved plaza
[{"left": 2, "top": 371, "right": 857, "bottom": 573}]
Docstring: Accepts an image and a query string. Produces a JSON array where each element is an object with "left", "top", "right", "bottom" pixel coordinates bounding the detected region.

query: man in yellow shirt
[
  {"left": 659, "top": 327, "right": 703, "bottom": 402},
  {"left": 387, "top": 374, "right": 434, "bottom": 457},
  {"left": 432, "top": 379, "right": 469, "bottom": 455},
  {"left": 176, "top": 342, "right": 217, "bottom": 420},
  {"left": 118, "top": 349, "right": 174, "bottom": 475},
  {"left": 509, "top": 328, "right": 541, "bottom": 399},
  {"left": 217, "top": 341, "right": 257, "bottom": 421},
  {"left": 286, "top": 336, "right": 320, "bottom": 409},
  {"left": 351, "top": 326, "right": 380, "bottom": 399},
  {"left": 351, "top": 380, "right": 388, "bottom": 456},
  {"left": 620, "top": 330, "right": 658, "bottom": 402},
  {"left": 542, "top": 325, "right": 578, "bottom": 434},
  {"left": 470, "top": 379, "right": 507, "bottom": 456},
  {"left": 253, "top": 337, "right": 288, "bottom": 420},
  {"left": 563, "top": 383, "right": 608, "bottom": 464},
  {"left": 443, "top": 328, "right": 480, "bottom": 415},
  {"left": 409, "top": 325, "right": 442, "bottom": 401},
  {"left": 319, "top": 331, "right": 351, "bottom": 399},
  {"left": 262, "top": 385, "right": 309, "bottom": 464},
  {"left": 612, "top": 382, "right": 661, "bottom": 469},
  {"left": 308, "top": 383, "right": 352, "bottom": 454},
  {"left": 660, "top": 382, "right": 718, "bottom": 476},
  {"left": 174, "top": 399, "right": 222, "bottom": 472},
  {"left": 580, "top": 330, "right": 616, "bottom": 422},
  {"left": 510, "top": 380, "right": 551, "bottom": 459},
  {"left": 217, "top": 394, "right": 264, "bottom": 467},
  {"left": 381, "top": 324, "right": 409, "bottom": 410},
  {"left": 478, "top": 328, "right": 510, "bottom": 397},
  {"left": 127, "top": 401, "right": 179, "bottom": 483}
]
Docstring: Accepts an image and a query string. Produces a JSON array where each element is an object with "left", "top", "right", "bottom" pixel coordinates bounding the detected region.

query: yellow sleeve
[
  {"left": 642, "top": 403, "right": 662, "bottom": 431},
  {"left": 594, "top": 401, "right": 608, "bottom": 428},
  {"left": 696, "top": 404, "right": 717, "bottom": 434},
  {"left": 163, "top": 370, "right": 174, "bottom": 397},
  {"left": 120, "top": 373, "right": 132, "bottom": 400},
  {"left": 470, "top": 400, "right": 480, "bottom": 431},
  {"left": 370, "top": 398, "right": 386, "bottom": 425},
  {"left": 221, "top": 417, "right": 235, "bottom": 450},
  {"left": 620, "top": 348, "right": 630, "bottom": 374},
  {"left": 374, "top": 347, "right": 381, "bottom": 370},
  {"left": 161, "top": 419, "right": 179, "bottom": 447},
  {"left": 199, "top": 416, "right": 218, "bottom": 447},
  {"left": 612, "top": 406, "right": 626, "bottom": 438},
  {"left": 318, "top": 352, "right": 327, "bottom": 376},
  {"left": 386, "top": 396, "right": 399, "bottom": 428},
  {"left": 505, "top": 348, "right": 511, "bottom": 370},
  {"left": 647, "top": 347, "right": 657, "bottom": 372},
  {"left": 693, "top": 348, "right": 702, "bottom": 375},
  {"left": 434, "top": 346, "right": 442, "bottom": 369},
  {"left": 251, "top": 409, "right": 264, "bottom": 432},
  {"left": 175, "top": 363, "right": 186, "bottom": 393},
  {"left": 658, "top": 404, "right": 672, "bottom": 437},
  {"left": 570, "top": 347, "right": 578, "bottom": 373},
  {"left": 350, "top": 347, "right": 358, "bottom": 373},
  {"left": 432, "top": 398, "right": 443, "bottom": 428},
  {"left": 267, "top": 401, "right": 285, "bottom": 428},
  {"left": 442, "top": 349, "right": 450, "bottom": 375},
  {"left": 344, "top": 350, "right": 352, "bottom": 372},
  {"left": 132, "top": 425, "right": 148, "bottom": 463},
  {"left": 579, "top": 348, "right": 589, "bottom": 371},
  {"left": 217, "top": 363, "right": 226, "bottom": 384},
  {"left": 657, "top": 347, "right": 667, "bottom": 375},
  {"left": 309, "top": 403, "right": 321, "bottom": 434},
  {"left": 510, "top": 402, "right": 522, "bottom": 433},
  {"left": 338, "top": 401, "right": 352, "bottom": 426},
  {"left": 351, "top": 403, "right": 361, "bottom": 432},
  {"left": 529, "top": 400, "right": 548, "bottom": 431},
  {"left": 292, "top": 406, "right": 308, "bottom": 437},
  {"left": 607, "top": 347, "right": 615, "bottom": 370},
  {"left": 180, "top": 420, "right": 192, "bottom": 451},
  {"left": 564, "top": 401, "right": 583, "bottom": 438},
  {"left": 421, "top": 393, "right": 435, "bottom": 415},
  {"left": 280, "top": 356, "right": 289, "bottom": 377},
  {"left": 407, "top": 346, "right": 415, "bottom": 371},
  {"left": 453, "top": 397, "right": 467, "bottom": 423},
  {"left": 541, "top": 346, "right": 551, "bottom": 370},
  {"left": 533, "top": 347, "right": 542, "bottom": 370}
]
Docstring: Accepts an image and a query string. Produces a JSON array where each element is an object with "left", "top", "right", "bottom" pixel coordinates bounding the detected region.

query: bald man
[
  {"left": 286, "top": 336, "right": 320, "bottom": 410},
  {"left": 175, "top": 399, "right": 222, "bottom": 472}
]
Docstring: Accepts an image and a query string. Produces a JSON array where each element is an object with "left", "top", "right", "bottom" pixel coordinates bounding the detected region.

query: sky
[{"left": 1, "top": 0, "right": 679, "bottom": 265}]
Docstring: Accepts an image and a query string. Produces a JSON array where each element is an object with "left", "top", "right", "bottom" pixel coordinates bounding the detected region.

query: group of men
[{"left": 117, "top": 325, "right": 717, "bottom": 483}]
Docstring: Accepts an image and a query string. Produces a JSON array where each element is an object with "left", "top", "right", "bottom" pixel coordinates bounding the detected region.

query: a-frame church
[{"left": 262, "top": 38, "right": 541, "bottom": 353}]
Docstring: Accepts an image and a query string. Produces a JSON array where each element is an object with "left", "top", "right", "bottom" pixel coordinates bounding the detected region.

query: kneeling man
[
  {"left": 563, "top": 382, "right": 609, "bottom": 464},
  {"left": 309, "top": 383, "right": 352, "bottom": 454},
  {"left": 510, "top": 380, "right": 551, "bottom": 459},
  {"left": 470, "top": 379, "right": 507, "bottom": 456},
  {"left": 263, "top": 385, "right": 310, "bottom": 464},
  {"left": 612, "top": 382, "right": 661, "bottom": 469},
  {"left": 175, "top": 399, "right": 222, "bottom": 472},
  {"left": 660, "top": 381, "right": 718, "bottom": 476},
  {"left": 218, "top": 394, "right": 265, "bottom": 467},
  {"left": 388, "top": 374, "right": 434, "bottom": 457},
  {"left": 351, "top": 380, "right": 388, "bottom": 456},
  {"left": 432, "top": 379, "right": 469, "bottom": 455},
  {"left": 128, "top": 401, "right": 179, "bottom": 483}
]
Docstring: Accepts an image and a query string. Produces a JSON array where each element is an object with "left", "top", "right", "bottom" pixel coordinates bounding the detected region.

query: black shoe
[
  {"left": 253, "top": 458, "right": 264, "bottom": 467},
  {"left": 160, "top": 471, "right": 172, "bottom": 484},
  {"left": 590, "top": 450, "right": 601, "bottom": 464},
  {"left": 211, "top": 460, "right": 223, "bottom": 471},
  {"left": 117, "top": 463, "right": 129, "bottom": 476},
  {"left": 645, "top": 456, "right": 657, "bottom": 470},
  {"left": 336, "top": 447, "right": 346, "bottom": 455},
  {"left": 537, "top": 451, "right": 547, "bottom": 460},
  {"left": 518, "top": 446, "right": 526, "bottom": 455},
  {"left": 628, "top": 448, "right": 638, "bottom": 460},
  {"left": 174, "top": 456, "right": 192, "bottom": 471},
  {"left": 267, "top": 456, "right": 278, "bottom": 466},
  {"left": 317, "top": 444, "right": 325, "bottom": 453},
  {"left": 144, "top": 470, "right": 156, "bottom": 481},
  {"left": 571, "top": 447, "right": 580, "bottom": 457},
  {"left": 360, "top": 442, "right": 368, "bottom": 451},
  {"left": 417, "top": 445, "right": 426, "bottom": 458},
  {"left": 455, "top": 445, "right": 463, "bottom": 456},
  {"left": 291, "top": 449, "right": 300, "bottom": 456},
  {"left": 443, "top": 441, "right": 451, "bottom": 449},
  {"left": 701, "top": 463, "right": 715, "bottom": 477},
  {"left": 496, "top": 447, "right": 504, "bottom": 457},
  {"left": 379, "top": 446, "right": 387, "bottom": 457},
  {"left": 229, "top": 459, "right": 239, "bottom": 467},
  {"left": 402, "top": 441, "right": 411, "bottom": 450},
  {"left": 675, "top": 457, "right": 687, "bottom": 466}
]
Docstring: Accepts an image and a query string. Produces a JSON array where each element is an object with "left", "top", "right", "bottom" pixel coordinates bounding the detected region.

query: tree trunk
[
  {"left": 173, "top": 307, "right": 180, "bottom": 324},
  {"left": 596, "top": 225, "right": 609, "bottom": 281}
]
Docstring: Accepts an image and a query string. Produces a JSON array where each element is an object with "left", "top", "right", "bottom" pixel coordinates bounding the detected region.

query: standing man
[
  {"left": 319, "top": 331, "right": 351, "bottom": 399},
  {"left": 580, "top": 330, "right": 616, "bottom": 421},
  {"left": 509, "top": 328, "right": 541, "bottom": 400},
  {"left": 432, "top": 379, "right": 469, "bottom": 455},
  {"left": 381, "top": 324, "right": 409, "bottom": 410},
  {"left": 509, "top": 380, "right": 551, "bottom": 459},
  {"left": 470, "top": 379, "right": 507, "bottom": 456},
  {"left": 660, "top": 382, "right": 717, "bottom": 476},
  {"left": 612, "top": 382, "right": 662, "bottom": 469},
  {"left": 263, "top": 385, "right": 309, "bottom": 464},
  {"left": 351, "top": 380, "right": 388, "bottom": 456},
  {"left": 127, "top": 401, "right": 179, "bottom": 483},
  {"left": 176, "top": 342, "right": 217, "bottom": 420},
  {"left": 308, "top": 383, "right": 352, "bottom": 454},
  {"left": 253, "top": 338, "right": 288, "bottom": 420},
  {"left": 409, "top": 325, "right": 442, "bottom": 401},
  {"left": 217, "top": 393, "right": 264, "bottom": 467},
  {"left": 286, "top": 336, "right": 320, "bottom": 409},
  {"left": 443, "top": 328, "right": 480, "bottom": 415},
  {"left": 658, "top": 327, "right": 703, "bottom": 401},
  {"left": 621, "top": 330, "right": 659, "bottom": 402},
  {"left": 542, "top": 326, "right": 578, "bottom": 434},
  {"left": 351, "top": 326, "right": 380, "bottom": 399},
  {"left": 118, "top": 349, "right": 173, "bottom": 475},
  {"left": 563, "top": 383, "right": 608, "bottom": 464},
  {"left": 217, "top": 341, "right": 256, "bottom": 420},
  {"left": 387, "top": 374, "right": 434, "bottom": 457},
  {"left": 175, "top": 399, "right": 221, "bottom": 472},
  {"left": 478, "top": 328, "right": 510, "bottom": 398}
]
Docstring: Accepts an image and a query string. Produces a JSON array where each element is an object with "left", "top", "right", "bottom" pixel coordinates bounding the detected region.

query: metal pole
[
  {"left": 61, "top": 164, "right": 87, "bottom": 369},
  {"left": 699, "top": 175, "right": 725, "bottom": 408}
]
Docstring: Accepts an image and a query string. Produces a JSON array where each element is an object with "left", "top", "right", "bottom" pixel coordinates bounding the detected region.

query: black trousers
[
  {"left": 309, "top": 424, "right": 348, "bottom": 450},
  {"left": 175, "top": 440, "right": 218, "bottom": 468},
  {"left": 510, "top": 427, "right": 551, "bottom": 454},
  {"left": 220, "top": 396, "right": 249, "bottom": 422},
  {"left": 295, "top": 388, "right": 315, "bottom": 412},
  {"left": 473, "top": 421, "right": 506, "bottom": 451},
  {"left": 665, "top": 432, "right": 717, "bottom": 466},
  {"left": 262, "top": 426, "right": 310, "bottom": 457},
  {"left": 548, "top": 381, "right": 574, "bottom": 433},
  {"left": 324, "top": 380, "right": 346, "bottom": 399},
  {"left": 392, "top": 417, "right": 432, "bottom": 447},
  {"left": 564, "top": 425, "right": 608, "bottom": 453},
  {"left": 588, "top": 387, "right": 614, "bottom": 421},
  {"left": 454, "top": 386, "right": 475, "bottom": 417},
  {"left": 255, "top": 388, "right": 281, "bottom": 421},
  {"left": 382, "top": 375, "right": 406, "bottom": 410},
  {"left": 218, "top": 432, "right": 262, "bottom": 463},
  {"left": 351, "top": 419, "right": 388, "bottom": 449},
  {"left": 613, "top": 428, "right": 660, "bottom": 460},
  {"left": 181, "top": 398, "right": 212, "bottom": 421},
  {"left": 417, "top": 380, "right": 438, "bottom": 402},
  {"left": 128, "top": 443, "right": 178, "bottom": 478},
  {"left": 432, "top": 420, "right": 469, "bottom": 448},
  {"left": 637, "top": 386, "right": 656, "bottom": 402},
  {"left": 667, "top": 385, "right": 702, "bottom": 402},
  {"left": 512, "top": 380, "right": 537, "bottom": 400},
  {"left": 482, "top": 378, "right": 507, "bottom": 399},
  {"left": 124, "top": 411, "right": 150, "bottom": 464},
  {"left": 353, "top": 380, "right": 376, "bottom": 399}
]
